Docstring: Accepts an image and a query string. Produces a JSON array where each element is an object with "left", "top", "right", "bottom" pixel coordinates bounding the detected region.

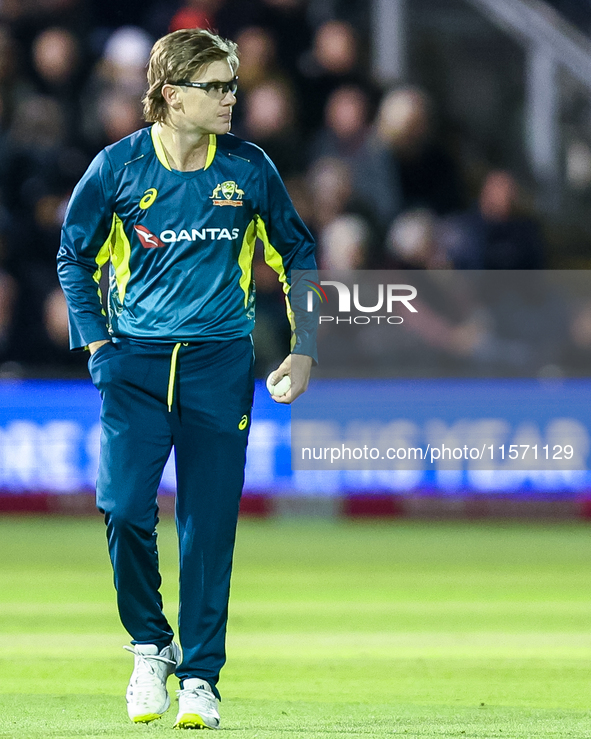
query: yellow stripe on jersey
[
  {"left": 93, "top": 214, "right": 131, "bottom": 306},
  {"left": 151, "top": 123, "right": 172, "bottom": 171},
  {"left": 93, "top": 222, "right": 112, "bottom": 316},
  {"left": 110, "top": 215, "right": 132, "bottom": 303},
  {"left": 238, "top": 218, "right": 257, "bottom": 307},
  {"left": 205, "top": 134, "right": 217, "bottom": 169},
  {"left": 257, "top": 216, "right": 295, "bottom": 334},
  {"left": 151, "top": 125, "right": 216, "bottom": 171}
]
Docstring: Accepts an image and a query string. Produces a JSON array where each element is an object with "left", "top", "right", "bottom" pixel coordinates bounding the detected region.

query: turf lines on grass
[{"left": 0, "top": 517, "right": 591, "bottom": 737}]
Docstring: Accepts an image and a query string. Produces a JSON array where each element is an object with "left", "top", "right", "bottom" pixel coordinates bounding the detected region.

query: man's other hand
[{"left": 268, "top": 353, "right": 312, "bottom": 404}]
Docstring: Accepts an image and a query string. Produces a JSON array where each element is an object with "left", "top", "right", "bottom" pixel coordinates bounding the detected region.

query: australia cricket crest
[{"left": 210, "top": 180, "right": 244, "bottom": 207}]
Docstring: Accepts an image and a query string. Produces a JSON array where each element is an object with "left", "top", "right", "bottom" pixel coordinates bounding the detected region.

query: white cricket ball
[{"left": 266, "top": 373, "right": 291, "bottom": 397}]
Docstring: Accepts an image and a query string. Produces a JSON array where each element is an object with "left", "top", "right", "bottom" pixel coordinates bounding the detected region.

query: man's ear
[{"left": 162, "top": 83, "right": 182, "bottom": 110}]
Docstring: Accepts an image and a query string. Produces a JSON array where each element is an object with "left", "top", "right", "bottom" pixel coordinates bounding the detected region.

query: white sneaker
[
  {"left": 124, "top": 642, "right": 181, "bottom": 723},
  {"left": 174, "top": 677, "right": 220, "bottom": 730}
]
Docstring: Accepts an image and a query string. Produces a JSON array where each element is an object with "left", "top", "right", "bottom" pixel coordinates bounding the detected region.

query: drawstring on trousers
[{"left": 167, "top": 342, "right": 188, "bottom": 412}]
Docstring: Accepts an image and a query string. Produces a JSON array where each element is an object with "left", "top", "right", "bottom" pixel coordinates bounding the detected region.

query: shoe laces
[
  {"left": 124, "top": 645, "right": 175, "bottom": 688},
  {"left": 176, "top": 684, "right": 217, "bottom": 707}
]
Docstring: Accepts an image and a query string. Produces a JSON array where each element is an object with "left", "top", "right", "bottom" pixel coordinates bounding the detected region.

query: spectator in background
[
  {"left": 385, "top": 208, "right": 448, "bottom": 270},
  {"left": 32, "top": 27, "right": 79, "bottom": 87},
  {"left": 99, "top": 25, "right": 153, "bottom": 97},
  {"left": 444, "top": 170, "right": 545, "bottom": 269},
  {"left": 170, "top": 0, "right": 311, "bottom": 81},
  {"left": 306, "top": 156, "right": 381, "bottom": 265},
  {"left": 0, "top": 93, "right": 88, "bottom": 367},
  {"left": 352, "top": 86, "right": 464, "bottom": 230},
  {"left": 0, "top": 25, "right": 27, "bottom": 132},
  {"left": 31, "top": 27, "right": 89, "bottom": 147},
  {"left": 0, "top": 0, "right": 92, "bottom": 44},
  {"left": 233, "top": 25, "right": 284, "bottom": 93},
  {"left": 239, "top": 79, "right": 303, "bottom": 178},
  {"left": 95, "top": 89, "right": 144, "bottom": 145},
  {"left": 169, "top": 0, "right": 224, "bottom": 33},
  {"left": 297, "top": 19, "right": 365, "bottom": 133},
  {"left": 81, "top": 26, "right": 152, "bottom": 149},
  {"left": 1, "top": 94, "right": 69, "bottom": 211},
  {"left": 229, "top": 25, "right": 283, "bottom": 130},
  {"left": 256, "top": 0, "right": 311, "bottom": 81},
  {"left": 319, "top": 213, "right": 371, "bottom": 270},
  {"left": 308, "top": 83, "right": 371, "bottom": 164},
  {"left": 306, "top": 156, "right": 357, "bottom": 233}
]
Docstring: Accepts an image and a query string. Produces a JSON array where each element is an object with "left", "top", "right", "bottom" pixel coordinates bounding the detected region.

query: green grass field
[{"left": 1, "top": 516, "right": 591, "bottom": 738}]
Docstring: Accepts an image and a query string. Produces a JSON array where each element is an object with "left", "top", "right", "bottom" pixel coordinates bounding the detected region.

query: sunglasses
[{"left": 172, "top": 76, "right": 238, "bottom": 98}]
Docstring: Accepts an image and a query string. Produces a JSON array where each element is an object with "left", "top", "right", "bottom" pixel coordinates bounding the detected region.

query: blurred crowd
[{"left": 0, "top": 0, "right": 550, "bottom": 378}]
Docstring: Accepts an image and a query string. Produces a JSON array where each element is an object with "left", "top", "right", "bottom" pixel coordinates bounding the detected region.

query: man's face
[{"left": 175, "top": 59, "right": 237, "bottom": 135}]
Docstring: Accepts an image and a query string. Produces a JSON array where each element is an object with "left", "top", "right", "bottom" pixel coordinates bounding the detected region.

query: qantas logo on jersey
[
  {"left": 134, "top": 225, "right": 165, "bottom": 248},
  {"left": 160, "top": 227, "right": 240, "bottom": 243},
  {"left": 134, "top": 225, "right": 240, "bottom": 247}
]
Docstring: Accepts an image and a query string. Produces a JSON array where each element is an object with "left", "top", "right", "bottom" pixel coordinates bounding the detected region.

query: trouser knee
[{"left": 101, "top": 505, "right": 157, "bottom": 537}]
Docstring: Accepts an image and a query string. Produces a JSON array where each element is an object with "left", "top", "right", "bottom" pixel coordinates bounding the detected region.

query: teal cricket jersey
[{"left": 57, "top": 124, "right": 317, "bottom": 358}]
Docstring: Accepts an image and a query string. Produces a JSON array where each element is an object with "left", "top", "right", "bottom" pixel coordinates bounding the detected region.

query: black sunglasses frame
[{"left": 171, "top": 76, "right": 238, "bottom": 96}]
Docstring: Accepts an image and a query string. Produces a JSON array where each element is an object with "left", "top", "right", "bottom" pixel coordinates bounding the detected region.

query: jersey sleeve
[
  {"left": 57, "top": 150, "right": 115, "bottom": 350},
  {"left": 256, "top": 152, "right": 318, "bottom": 362}
]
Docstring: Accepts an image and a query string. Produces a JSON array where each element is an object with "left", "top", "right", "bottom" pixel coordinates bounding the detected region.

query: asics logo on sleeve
[{"left": 134, "top": 225, "right": 165, "bottom": 248}]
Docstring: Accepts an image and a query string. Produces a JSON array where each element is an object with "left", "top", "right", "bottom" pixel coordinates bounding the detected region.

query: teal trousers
[{"left": 90, "top": 336, "right": 254, "bottom": 698}]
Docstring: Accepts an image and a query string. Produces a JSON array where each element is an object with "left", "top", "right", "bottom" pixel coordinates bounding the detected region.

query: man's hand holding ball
[
  {"left": 266, "top": 354, "right": 313, "bottom": 404},
  {"left": 267, "top": 372, "right": 291, "bottom": 397}
]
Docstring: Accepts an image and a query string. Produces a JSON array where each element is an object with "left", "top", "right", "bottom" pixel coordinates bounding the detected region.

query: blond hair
[{"left": 142, "top": 29, "right": 239, "bottom": 123}]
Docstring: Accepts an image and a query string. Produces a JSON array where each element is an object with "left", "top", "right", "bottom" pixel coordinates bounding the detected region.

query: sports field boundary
[{"left": 0, "top": 490, "right": 589, "bottom": 520}]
